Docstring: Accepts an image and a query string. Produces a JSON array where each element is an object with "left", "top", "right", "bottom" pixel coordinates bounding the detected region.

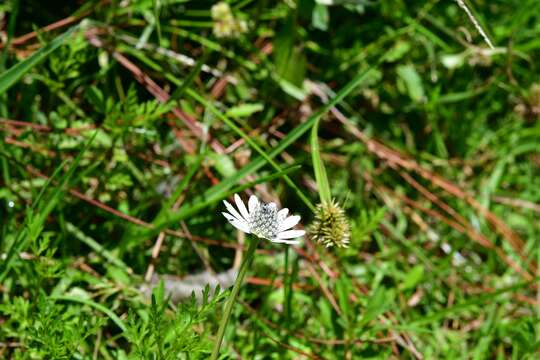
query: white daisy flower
[{"left": 222, "top": 194, "right": 305, "bottom": 245}]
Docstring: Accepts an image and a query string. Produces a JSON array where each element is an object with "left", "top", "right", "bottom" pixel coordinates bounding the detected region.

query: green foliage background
[{"left": 0, "top": 0, "right": 539, "bottom": 358}]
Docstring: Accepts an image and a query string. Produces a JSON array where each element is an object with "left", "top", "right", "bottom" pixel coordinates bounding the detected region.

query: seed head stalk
[{"left": 211, "top": 235, "right": 260, "bottom": 359}]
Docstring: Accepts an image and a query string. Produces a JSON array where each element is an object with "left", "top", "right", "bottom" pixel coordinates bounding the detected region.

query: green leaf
[
  {"left": 275, "top": 77, "right": 307, "bottom": 100},
  {"left": 360, "top": 287, "right": 394, "bottom": 327},
  {"left": 225, "top": 103, "right": 264, "bottom": 118},
  {"left": 209, "top": 152, "right": 236, "bottom": 178},
  {"left": 312, "top": 4, "right": 329, "bottom": 31},
  {"left": 318, "top": 298, "right": 334, "bottom": 330},
  {"left": 384, "top": 40, "right": 411, "bottom": 62},
  {"left": 152, "top": 280, "right": 166, "bottom": 308},
  {"left": 396, "top": 64, "right": 425, "bottom": 103},
  {"left": 85, "top": 85, "right": 105, "bottom": 113},
  {"left": 401, "top": 265, "right": 424, "bottom": 290}
]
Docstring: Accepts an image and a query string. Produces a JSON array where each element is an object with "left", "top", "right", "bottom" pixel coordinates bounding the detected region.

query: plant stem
[
  {"left": 283, "top": 246, "right": 290, "bottom": 323},
  {"left": 210, "top": 236, "right": 260, "bottom": 359}
]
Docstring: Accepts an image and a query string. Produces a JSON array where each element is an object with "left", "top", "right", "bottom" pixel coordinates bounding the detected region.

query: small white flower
[{"left": 222, "top": 194, "right": 305, "bottom": 245}]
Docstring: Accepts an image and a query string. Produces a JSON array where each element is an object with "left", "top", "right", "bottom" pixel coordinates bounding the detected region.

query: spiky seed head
[{"left": 309, "top": 200, "right": 351, "bottom": 248}]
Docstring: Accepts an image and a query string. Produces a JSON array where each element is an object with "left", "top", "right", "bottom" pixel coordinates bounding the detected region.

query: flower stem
[
  {"left": 283, "top": 246, "right": 291, "bottom": 322},
  {"left": 210, "top": 236, "right": 260, "bottom": 359}
]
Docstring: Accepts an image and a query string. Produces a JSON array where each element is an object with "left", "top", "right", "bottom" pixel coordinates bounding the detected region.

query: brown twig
[
  {"left": 492, "top": 196, "right": 540, "bottom": 213},
  {"left": 2, "top": 15, "right": 84, "bottom": 48}
]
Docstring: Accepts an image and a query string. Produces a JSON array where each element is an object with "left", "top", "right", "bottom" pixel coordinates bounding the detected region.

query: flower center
[{"left": 249, "top": 203, "right": 278, "bottom": 240}]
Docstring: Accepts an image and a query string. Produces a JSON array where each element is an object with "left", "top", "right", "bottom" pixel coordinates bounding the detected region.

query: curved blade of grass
[
  {"left": 126, "top": 46, "right": 385, "bottom": 210},
  {"left": 0, "top": 24, "right": 79, "bottom": 95},
  {"left": 310, "top": 117, "right": 331, "bottom": 204}
]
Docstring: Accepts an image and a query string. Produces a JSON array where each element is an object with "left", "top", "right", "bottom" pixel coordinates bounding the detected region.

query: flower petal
[
  {"left": 248, "top": 195, "right": 259, "bottom": 214},
  {"left": 222, "top": 212, "right": 251, "bottom": 233},
  {"left": 279, "top": 215, "right": 301, "bottom": 232},
  {"left": 221, "top": 211, "right": 239, "bottom": 223},
  {"left": 234, "top": 194, "right": 250, "bottom": 220},
  {"left": 271, "top": 238, "right": 301, "bottom": 245},
  {"left": 277, "top": 208, "right": 289, "bottom": 221},
  {"left": 277, "top": 229, "right": 305, "bottom": 239},
  {"left": 223, "top": 199, "right": 245, "bottom": 222}
]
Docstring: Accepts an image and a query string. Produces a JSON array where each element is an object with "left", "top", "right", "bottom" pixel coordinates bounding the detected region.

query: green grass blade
[{"left": 310, "top": 117, "right": 331, "bottom": 204}]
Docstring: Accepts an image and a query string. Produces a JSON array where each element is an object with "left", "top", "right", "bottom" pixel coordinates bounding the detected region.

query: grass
[{"left": 1, "top": 0, "right": 539, "bottom": 358}]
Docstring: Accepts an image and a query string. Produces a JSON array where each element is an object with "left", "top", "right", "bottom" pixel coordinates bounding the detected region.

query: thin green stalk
[
  {"left": 283, "top": 246, "right": 291, "bottom": 323},
  {"left": 311, "top": 117, "right": 331, "bottom": 204},
  {"left": 211, "top": 236, "right": 261, "bottom": 359}
]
